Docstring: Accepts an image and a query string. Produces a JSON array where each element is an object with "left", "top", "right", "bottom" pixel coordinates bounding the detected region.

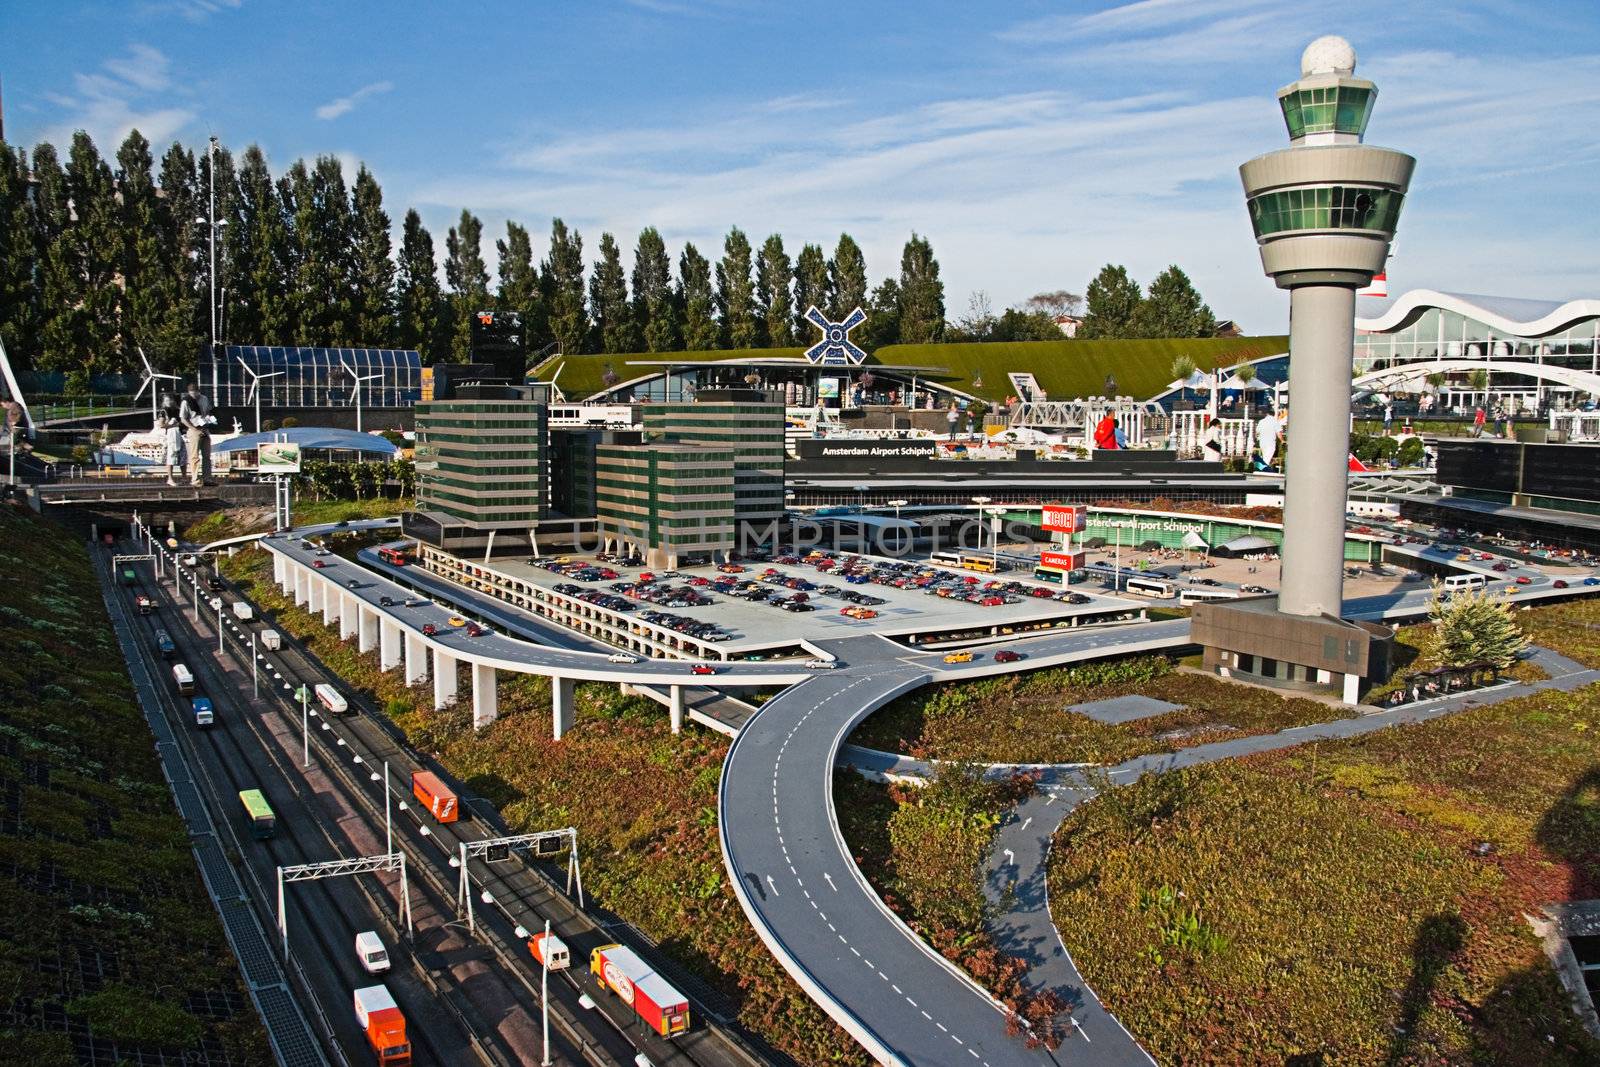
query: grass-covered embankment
[
  {"left": 218, "top": 545, "right": 866, "bottom": 1065},
  {"left": 0, "top": 503, "right": 270, "bottom": 1063},
  {"left": 1046, "top": 660, "right": 1600, "bottom": 1063},
  {"left": 849, "top": 656, "right": 1351, "bottom": 765}
]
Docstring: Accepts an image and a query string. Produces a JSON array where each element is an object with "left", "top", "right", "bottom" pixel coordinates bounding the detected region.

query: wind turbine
[
  {"left": 134, "top": 347, "right": 181, "bottom": 429},
  {"left": 236, "top": 356, "right": 284, "bottom": 434},
  {"left": 340, "top": 357, "right": 382, "bottom": 433}
]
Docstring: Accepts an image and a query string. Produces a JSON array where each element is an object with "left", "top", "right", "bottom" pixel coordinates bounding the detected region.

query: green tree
[
  {"left": 1171, "top": 355, "right": 1198, "bottom": 382},
  {"left": 350, "top": 165, "right": 395, "bottom": 346},
  {"left": 152, "top": 142, "right": 204, "bottom": 366},
  {"left": 542, "top": 218, "right": 588, "bottom": 355},
  {"left": 284, "top": 156, "right": 357, "bottom": 346},
  {"left": 195, "top": 141, "right": 237, "bottom": 350},
  {"left": 115, "top": 130, "right": 164, "bottom": 368},
  {"left": 230, "top": 145, "right": 293, "bottom": 345},
  {"left": 863, "top": 277, "right": 901, "bottom": 349},
  {"left": 631, "top": 227, "right": 678, "bottom": 353},
  {"left": 495, "top": 221, "right": 544, "bottom": 347},
  {"left": 677, "top": 242, "right": 718, "bottom": 350},
  {"left": 0, "top": 145, "right": 40, "bottom": 366},
  {"left": 756, "top": 233, "right": 794, "bottom": 347},
  {"left": 896, "top": 232, "right": 945, "bottom": 343},
  {"left": 394, "top": 210, "right": 446, "bottom": 362},
  {"left": 589, "top": 232, "right": 638, "bottom": 354},
  {"left": 30, "top": 142, "right": 78, "bottom": 372},
  {"left": 827, "top": 233, "right": 867, "bottom": 319},
  {"left": 444, "top": 209, "right": 490, "bottom": 362},
  {"left": 1425, "top": 586, "right": 1529, "bottom": 670},
  {"left": 715, "top": 226, "right": 758, "bottom": 349},
  {"left": 793, "top": 242, "right": 829, "bottom": 339},
  {"left": 62, "top": 132, "right": 123, "bottom": 375},
  {"left": 991, "top": 307, "right": 1061, "bottom": 341},
  {"left": 1132, "top": 265, "right": 1216, "bottom": 338},
  {"left": 1078, "top": 264, "right": 1142, "bottom": 339}
]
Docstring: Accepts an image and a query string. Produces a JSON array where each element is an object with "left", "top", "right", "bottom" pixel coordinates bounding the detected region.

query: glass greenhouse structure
[{"left": 206, "top": 346, "right": 422, "bottom": 408}]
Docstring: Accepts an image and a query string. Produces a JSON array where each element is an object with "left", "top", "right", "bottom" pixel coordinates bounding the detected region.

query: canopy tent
[
  {"left": 1167, "top": 369, "right": 1214, "bottom": 391},
  {"left": 1212, "top": 533, "right": 1277, "bottom": 558},
  {"left": 1217, "top": 373, "right": 1269, "bottom": 391},
  {"left": 1180, "top": 530, "right": 1209, "bottom": 551},
  {"left": 212, "top": 427, "right": 399, "bottom": 457}
]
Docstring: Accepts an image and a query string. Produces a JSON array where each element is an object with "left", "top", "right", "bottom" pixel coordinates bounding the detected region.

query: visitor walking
[
  {"left": 178, "top": 381, "right": 215, "bottom": 486},
  {"left": 1472, "top": 405, "right": 1486, "bottom": 437}
]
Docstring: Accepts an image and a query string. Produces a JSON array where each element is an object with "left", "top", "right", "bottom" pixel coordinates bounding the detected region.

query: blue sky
[{"left": 3, "top": 0, "right": 1598, "bottom": 334}]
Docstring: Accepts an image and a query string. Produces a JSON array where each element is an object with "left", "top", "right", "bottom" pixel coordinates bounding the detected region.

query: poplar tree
[
  {"left": 589, "top": 232, "right": 637, "bottom": 354},
  {"left": 827, "top": 233, "right": 867, "bottom": 319},
  {"left": 631, "top": 227, "right": 678, "bottom": 353},
  {"left": 1131, "top": 265, "right": 1217, "bottom": 338},
  {"left": 115, "top": 131, "right": 164, "bottom": 368},
  {"left": 444, "top": 209, "right": 490, "bottom": 361},
  {"left": 61, "top": 133, "right": 122, "bottom": 377},
  {"left": 0, "top": 146, "right": 39, "bottom": 366},
  {"left": 793, "top": 242, "right": 828, "bottom": 338},
  {"left": 864, "top": 277, "right": 902, "bottom": 349},
  {"left": 232, "top": 145, "right": 292, "bottom": 345},
  {"left": 31, "top": 143, "right": 77, "bottom": 373},
  {"left": 351, "top": 165, "right": 395, "bottom": 347},
  {"left": 542, "top": 218, "right": 588, "bottom": 355},
  {"left": 756, "top": 233, "right": 794, "bottom": 347},
  {"left": 715, "top": 226, "right": 758, "bottom": 349},
  {"left": 677, "top": 242, "right": 718, "bottom": 350},
  {"left": 495, "top": 221, "right": 544, "bottom": 346},
  {"left": 395, "top": 209, "right": 445, "bottom": 362},
  {"left": 896, "top": 232, "right": 945, "bottom": 344},
  {"left": 153, "top": 142, "right": 204, "bottom": 366}
]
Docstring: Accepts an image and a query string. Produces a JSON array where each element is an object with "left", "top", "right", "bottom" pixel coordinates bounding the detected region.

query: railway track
[{"left": 143, "top": 534, "right": 790, "bottom": 1067}]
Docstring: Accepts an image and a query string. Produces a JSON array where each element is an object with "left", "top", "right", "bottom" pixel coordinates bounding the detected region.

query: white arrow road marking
[
  {"left": 824, "top": 872, "right": 837, "bottom": 891},
  {"left": 766, "top": 875, "right": 780, "bottom": 898},
  {"left": 1003, "top": 849, "right": 1015, "bottom": 865},
  {"left": 1072, "top": 1017, "right": 1091, "bottom": 1042},
  {"left": 1044, "top": 792, "right": 1057, "bottom": 804},
  {"left": 1020, "top": 816, "right": 1032, "bottom": 831}
]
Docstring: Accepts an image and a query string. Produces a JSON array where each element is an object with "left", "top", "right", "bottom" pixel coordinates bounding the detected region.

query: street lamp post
[
  {"left": 250, "top": 632, "right": 257, "bottom": 699},
  {"left": 300, "top": 686, "right": 310, "bottom": 768},
  {"left": 541, "top": 918, "right": 552, "bottom": 1067},
  {"left": 970, "top": 495, "right": 992, "bottom": 560}
]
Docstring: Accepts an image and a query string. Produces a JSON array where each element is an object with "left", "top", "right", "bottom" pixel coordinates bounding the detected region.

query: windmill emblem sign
[{"left": 802, "top": 305, "right": 868, "bottom": 365}]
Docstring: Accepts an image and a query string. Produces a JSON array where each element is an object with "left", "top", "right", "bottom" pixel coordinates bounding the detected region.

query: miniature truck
[
  {"left": 590, "top": 943, "right": 691, "bottom": 1036},
  {"left": 353, "top": 985, "right": 410, "bottom": 1065},
  {"left": 528, "top": 930, "right": 570, "bottom": 970}
]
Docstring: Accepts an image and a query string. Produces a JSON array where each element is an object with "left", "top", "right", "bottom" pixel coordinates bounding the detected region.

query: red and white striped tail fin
[
  {"left": 1358, "top": 272, "right": 1387, "bottom": 298},
  {"left": 1348, "top": 453, "right": 1371, "bottom": 472}
]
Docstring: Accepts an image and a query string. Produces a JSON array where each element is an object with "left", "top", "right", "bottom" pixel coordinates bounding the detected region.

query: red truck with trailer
[
  {"left": 353, "top": 985, "right": 410, "bottom": 1065},
  {"left": 590, "top": 944, "right": 691, "bottom": 1037},
  {"left": 410, "top": 770, "right": 458, "bottom": 823}
]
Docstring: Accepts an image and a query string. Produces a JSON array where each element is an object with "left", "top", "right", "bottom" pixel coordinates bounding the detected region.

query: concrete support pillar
[
  {"left": 1342, "top": 671, "right": 1360, "bottom": 705},
  {"left": 358, "top": 607, "right": 377, "bottom": 654},
  {"left": 404, "top": 632, "right": 427, "bottom": 686},
  {"left": 339, "top": 593, "right": 357, "bottom": 641},
  {"left": 273, "top": 552, "right": 286, "bottom": 589},
  {"left": 433, "top": 650, "right": 458, "bottom": 709},
  {"left": 619, "top": 682, "right": 639, "bottom": 698},
  {"left": 669, "top": 685, "right": 685, "bottom": 734},
  {"left": 1278, "top": 283, "right": 1356, "bottom": 620},
  {"left": 379, "top": 618, "right": 401, "bottom": 672},
  {"left": 294, "top": 566, "right": 308, "bottom": 606},
  {"left": 320, "top": 582, "right": 336, "bottom": 627},
  {"left": 552, "top": 676, "right": 575, "bottom": 740},
  {"left": 472, "top": 663, "right": 498, "bottom": 729}
]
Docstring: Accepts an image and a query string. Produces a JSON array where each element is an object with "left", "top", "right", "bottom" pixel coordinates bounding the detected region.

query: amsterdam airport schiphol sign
[{"left": 257, "top": 442, "right": 302, "bottom": 474}]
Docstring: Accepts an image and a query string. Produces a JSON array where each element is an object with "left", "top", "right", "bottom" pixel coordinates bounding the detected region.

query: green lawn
[
  {"left": 1046, "top": 680, "right": 1600, "bottom": 1066},
  {"left": 535, "top": 335, "right": 1288, "bottom": 402},
  {"left": 0, "top": 504, "right": 270, "bottom": 1063},
  {"left": 848, "top": 657, "right": 1351, "bottom": 765}
]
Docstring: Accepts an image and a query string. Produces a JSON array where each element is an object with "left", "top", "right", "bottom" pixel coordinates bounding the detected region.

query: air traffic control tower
[{"left": 1192, "top": 36, "right": 1413, "bottom": 702}]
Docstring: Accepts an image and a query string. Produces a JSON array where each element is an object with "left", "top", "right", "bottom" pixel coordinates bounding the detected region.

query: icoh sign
[
  {"left": 1041, "top": 504, "right": 1085, "bottom": 533},
  {"left": 1039, "top": 550, "right": 1085, "bottom": 572}
]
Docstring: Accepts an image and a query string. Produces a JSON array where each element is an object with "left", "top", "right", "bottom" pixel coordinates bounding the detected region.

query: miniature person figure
[
  {"left": 179, "top": 381, "right": 214, "bottom": 486},
  {"left": 1201, "top": 416, "right": 1224, "bottom": 461},
  {"left": 946, "top": 404, "right": 958, "bottom": 440},
  {"left": 1472, "top": 405, "right": 1486, "bottom": 437},
  {"left": 1255, "top": 409, "right": 1283, "bottom": 470},
  {"left": 157, "top": 392, "right": 185, "bottom": 486},
  {"left": 1093, "top": 412, "right": 1119, "bottom": 449}
]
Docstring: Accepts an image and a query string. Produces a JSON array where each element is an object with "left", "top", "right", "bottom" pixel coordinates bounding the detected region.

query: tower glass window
[
  {"left": 208, "top": 346, "right": 422, "bottom": 408},
  {"left": 1247, "top": 185, "right": 1404, "bottom": 238},
  {"left": 1279, "top": 85, "right": 1374, "bottom": 140}
]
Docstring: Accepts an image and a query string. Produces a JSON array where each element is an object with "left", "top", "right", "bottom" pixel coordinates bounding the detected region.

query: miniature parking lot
[{"left": 461, "top": 547, "right": 1148, "bottom": 658}]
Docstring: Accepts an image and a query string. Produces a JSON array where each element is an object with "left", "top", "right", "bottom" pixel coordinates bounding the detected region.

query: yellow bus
[{"left": 239, "top": 789, "right": 276, "bottom": 840}]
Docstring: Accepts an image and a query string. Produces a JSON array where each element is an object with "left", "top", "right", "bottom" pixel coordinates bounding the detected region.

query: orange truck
[
  {"left": 590, "top": 944, "right": 691, "bottom": 1037},
  {"left": 410, "top": 770, "right": 458, "bottom": 823},
  {"left": 353, "top": 985, "right": 410, "bottom": 1065}
]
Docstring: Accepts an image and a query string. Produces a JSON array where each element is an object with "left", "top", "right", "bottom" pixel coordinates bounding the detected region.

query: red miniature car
[
  {"left": 994, "top": 650, "right": 1023, "bottom": 663},
  {"left": 689, "top": 664, "right": 717, "bottom": 676}
]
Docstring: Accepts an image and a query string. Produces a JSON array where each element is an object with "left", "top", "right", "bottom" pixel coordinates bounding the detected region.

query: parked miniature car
[
  {"left": 312, "top": 559, "right": 327, "bottom": 569},
  {"left": 421, "top": 623, "right": 438, "bottom": 636},
  {"left": 1515, "top": 576, "right": 1532, "bottom": 585},
  {"left": 804, "top": 659, "right": 838, "bottom": 669},
  {"left": 943, "top": 651, "right": 975, "bottom": 664},
  {"left": 465, "top": 622, "right": 486, "bottom": 636},
  {"left": 447, "top": 616, "right": 467, "bottom": 627},
  {"left": 994, "top": 650, "right": 1023, "bottom": 664},
  {"left": 607, "top": 652, "right": 639, "bottom": 664},
  {"left": 689, "top": 664, "right": 717, "bottom": 676},
  {"left": 1553, "top": 579, "right": 1569, "bottom": 589}
]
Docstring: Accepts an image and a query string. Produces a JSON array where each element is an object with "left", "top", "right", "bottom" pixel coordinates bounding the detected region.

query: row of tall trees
[
  {"left": 0, "top": 129, "right": 955, "bottom": 377},
  {"left": 1078, "top": 263, "right": 1218, "bottom": 339}
]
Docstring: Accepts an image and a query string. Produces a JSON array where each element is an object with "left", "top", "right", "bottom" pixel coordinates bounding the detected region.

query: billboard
[
  {"left": 1039, "top": 549, "right": 1085, "bottom": 572},
  {"left": 419, "top": 366, "right": 435, "bottom": 402},
  {"left": 1041, "top": 504, "right": 1086, "bottom": 533},
  {"left": 257, "top": 441, "right": 302, "bottom": 474},
  {"left": 818, "top": 377, "right": 841, "bottom": 400}
]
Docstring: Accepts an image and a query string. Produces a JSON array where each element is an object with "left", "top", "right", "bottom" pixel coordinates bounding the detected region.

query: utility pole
[
  {"left": 250, "top": 632, "right": 258, "bottom": 698},
  {"left": 541, "top": 918, "right": 552, "bottom": 1067},
  {"left": 301, "top": 686, "right": 310, "bottom": 768},
  {"left": 208, "top": 136, "right": 219, "bottom": 360}
]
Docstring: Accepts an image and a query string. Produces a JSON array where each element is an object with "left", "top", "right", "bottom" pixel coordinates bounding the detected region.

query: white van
[
  {"left": 1442, "top": 573, "right": 1487, "bottom": 593},
  {"left": 172, "top": 663, "right": 195, "bottom": 695},
  {"left": 260, "top": 629, "right": 282, "bottom": 651},
  {"left": 232, "top": 601, "right": 254, "bottom": 621},
  {"left": 355, "top": 930, "right": 390, "bottom": 974}
]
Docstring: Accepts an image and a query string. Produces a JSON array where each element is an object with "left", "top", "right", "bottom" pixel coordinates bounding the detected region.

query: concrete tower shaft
[{"left": 1236, "top": 38, "right": 1414, "bottom": 621}]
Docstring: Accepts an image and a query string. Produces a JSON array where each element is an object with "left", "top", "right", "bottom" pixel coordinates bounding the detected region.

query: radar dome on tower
[{"left": 1301, "top": 35, "right": 1357, "bottom": 76}]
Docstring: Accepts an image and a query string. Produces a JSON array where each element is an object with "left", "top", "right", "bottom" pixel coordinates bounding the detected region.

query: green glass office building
[
  {"left": 415, "top": 384, "right": 550, "bottom": 529},
  {"left": 596, "top": 443, "right": 736, "bottom": 568},
  {"left": 642, "top": 389, "right": 785, "bottom": 523}
]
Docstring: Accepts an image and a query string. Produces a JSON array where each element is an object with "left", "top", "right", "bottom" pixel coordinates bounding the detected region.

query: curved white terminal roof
[{"left": 1357, "top": 289, "right": 1600, "bottom": 337}]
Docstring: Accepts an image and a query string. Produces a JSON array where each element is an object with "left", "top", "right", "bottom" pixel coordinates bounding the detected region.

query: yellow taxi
[{"left": 942, "top": 651, "right": 975, "bottom": 664}]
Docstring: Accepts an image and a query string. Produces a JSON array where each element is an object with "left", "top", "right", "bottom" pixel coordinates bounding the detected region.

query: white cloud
[
  {"left": 314, "top": 81, "right": 395, "bottom": 121},
  {"left": 43, "top": 43, "right": 195, "bottom": 152},
  {"left": 142, "top": 0, "right": 243, "bottom": 22}
]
